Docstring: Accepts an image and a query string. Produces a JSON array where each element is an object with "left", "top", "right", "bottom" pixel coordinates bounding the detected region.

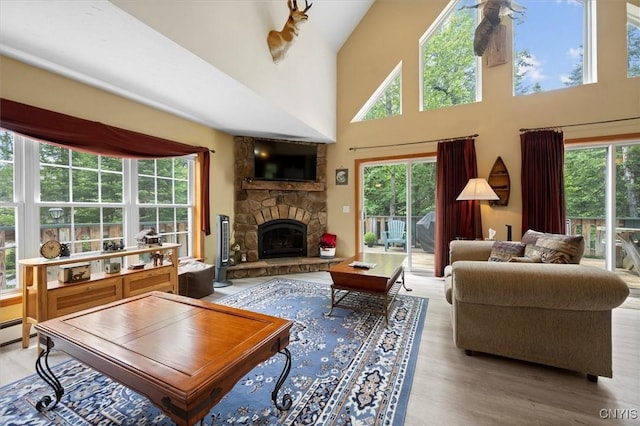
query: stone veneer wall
[{"left": 233, "top": 136, "right": 328, "bottom": 262}]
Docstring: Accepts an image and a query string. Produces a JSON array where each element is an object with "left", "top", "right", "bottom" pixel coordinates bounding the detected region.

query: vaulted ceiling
[{"left": 0, "top": 0, "right": 374, "bottom": 142}]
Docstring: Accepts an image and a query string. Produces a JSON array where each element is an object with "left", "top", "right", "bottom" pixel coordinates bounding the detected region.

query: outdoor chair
[{"left": 383, "top": 220, "right": 406, "bottom": 251}]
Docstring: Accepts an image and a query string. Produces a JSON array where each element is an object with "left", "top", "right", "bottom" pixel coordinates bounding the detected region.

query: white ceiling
[{"left": 0, "top": 0, "right": 373, "bottom": 142}]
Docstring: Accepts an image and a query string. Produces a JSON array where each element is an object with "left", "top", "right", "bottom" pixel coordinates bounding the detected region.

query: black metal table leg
[
  {"left": 35, "top": 336, "right": 64, "bottom": 412},
  {"left": 271, "top": 348, "right": 292, "bottom": 411}
]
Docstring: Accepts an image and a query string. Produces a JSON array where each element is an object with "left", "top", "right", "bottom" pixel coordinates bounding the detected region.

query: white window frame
[{"left": 1, "top": 131, "right": 195, "bottom": 295}]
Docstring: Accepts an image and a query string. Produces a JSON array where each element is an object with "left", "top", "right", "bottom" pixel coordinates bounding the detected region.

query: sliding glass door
[
  {"left": 565, "top": 141, "right": 640, "bottom": 294},
  {"left": 360, "top": 157, "right": 436, "bottom": 272}
]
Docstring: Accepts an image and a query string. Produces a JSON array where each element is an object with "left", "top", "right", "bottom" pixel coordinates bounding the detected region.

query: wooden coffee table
[
  {"left": 33, "top": 291, "right": 293, "bottom": 426},
  {"left": 327, "top": 252, "right": 410, "bottom": 324}
]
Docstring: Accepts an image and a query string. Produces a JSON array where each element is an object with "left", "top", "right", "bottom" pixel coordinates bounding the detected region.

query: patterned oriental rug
[{"left": 0, "top": 278, "right": 428, "bottom": 425}]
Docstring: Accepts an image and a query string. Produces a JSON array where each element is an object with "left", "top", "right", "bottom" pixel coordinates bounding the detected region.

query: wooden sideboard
[{"left": 20, "top": 243, "right": 180, "bottom": 348}]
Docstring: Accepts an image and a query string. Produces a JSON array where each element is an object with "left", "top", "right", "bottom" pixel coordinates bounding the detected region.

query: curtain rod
[
  {"left": 519, "top": 116, "right": 640, "bottom": 132},
  {"left": 348, "top": 134, "right": 479, "bottom": 151}
]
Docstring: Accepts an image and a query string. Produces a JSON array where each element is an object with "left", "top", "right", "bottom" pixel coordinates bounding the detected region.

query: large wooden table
[
  {"left": 327, "top": 252, "right": 409, "bottom": 324},
  {"left": 33, "top": 291, "right": 293, "bottom": 426}
]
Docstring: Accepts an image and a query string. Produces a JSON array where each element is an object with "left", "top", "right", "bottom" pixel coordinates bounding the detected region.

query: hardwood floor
[{"left": 1, "top": 271, "right": 638, "bottom": 425}]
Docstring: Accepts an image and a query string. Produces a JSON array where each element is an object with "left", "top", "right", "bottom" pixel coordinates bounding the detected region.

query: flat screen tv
[{"left": 254, "top": 140, "right": 317, "bottom": 182}]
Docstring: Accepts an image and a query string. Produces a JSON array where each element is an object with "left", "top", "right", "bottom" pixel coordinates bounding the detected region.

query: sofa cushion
[
  {"left": 521, "top": 229, "right": 585, "bottom": 263},
  {"left": 488, "top": 241, "right": 526, "bottom": 262}
]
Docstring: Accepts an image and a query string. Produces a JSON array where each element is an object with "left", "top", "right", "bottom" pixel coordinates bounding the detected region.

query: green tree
[
  {"left": 364, "top": 164, "right": 407, "bottom": 217},
  {"left": 628, "top": 22, "right": 640, "bottom": 77},
  {"left": 422, "top": 4, "right": 476, "bottom": 110},
  {"left": 411, "top": 162, "right": 437, "bottom": 216},
  {"left": 565, "top": 148, "right": 606, "bottom": 218},
  {"left": 363, "top": 162, "right": 436, "bottom": 218},
  {"left": 0, "top": 131, "right": 14, "bottom": 203},
  {"left": 617, "top": 146, "right": 640, "bottom": 217},
  {"left": 363, "top": 73, "right": 401, "bottom": 120},
  {"left": 565, "top": 146, "right": 640, "bottom": 220},
  {"left": 564, "top": 47, "right": 583, "bottom": 88}
]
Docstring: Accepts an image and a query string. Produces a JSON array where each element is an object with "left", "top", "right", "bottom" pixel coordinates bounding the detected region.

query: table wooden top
[
  {"left": 328, "top": 252, "right": 406, "bottom": 293},
  {"left": 35, "top": 291, "right": 292, "bottom": 425}
]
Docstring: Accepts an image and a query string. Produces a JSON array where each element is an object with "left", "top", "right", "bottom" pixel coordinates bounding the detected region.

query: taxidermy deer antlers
[
  {"left": 461, "top": 0, "right": 525, "bottom": 56},
  {"left": 267, "top": 0, "right": 313, "bottom": 63}
]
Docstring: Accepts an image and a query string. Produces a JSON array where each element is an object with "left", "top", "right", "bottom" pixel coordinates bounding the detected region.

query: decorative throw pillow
[
  {"left": 525, "top": 235, "right": 581, "bottom": 264},
  {"left": 521, "top": 230, "right": 585, "bottom": 263},
  {"left": 508, "top": 255, "right": 543, "bottom": 263},
  {"left": 521, "top": 229, "right": 544, "bottom": 246},
  {"left": 488, "top": 241, "right": 526, "bottom": 262}
]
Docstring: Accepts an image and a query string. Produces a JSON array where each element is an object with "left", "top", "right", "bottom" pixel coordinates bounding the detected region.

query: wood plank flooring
[{"left": 1, "top": 271, "right": 638, "bottom": 425}]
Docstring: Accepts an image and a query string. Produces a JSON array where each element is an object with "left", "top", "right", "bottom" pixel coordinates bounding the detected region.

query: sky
[{"left": 512, "top": 0, "right": 585, "bottom": 91}]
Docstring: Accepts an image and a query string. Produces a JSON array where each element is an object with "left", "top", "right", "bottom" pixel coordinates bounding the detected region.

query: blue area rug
[{"left": 0, "top": 277, "right": 427, "bottom": 425}]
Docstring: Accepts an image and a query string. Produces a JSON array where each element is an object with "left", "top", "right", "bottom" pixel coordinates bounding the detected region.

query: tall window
[
  {"left": 420, "top": 0, "right": 479, "bottom": 111},
  {"left": 628, "top": 2, "right": 640, "bottom": 78},
  {"left": 0, "top": 130, "right": 195, "bottom": 294},
  {"left": 0, "top": 132, "right": 17, "bottom": 291},
  {"left": 514, "top": 0, "right": 596, "bottom": 95},
  {"left": 138, "top": 158, "right": 192, "bottom": 257},
  {"left": 352, "top": 62, "right": 402, "bottom": 122}
]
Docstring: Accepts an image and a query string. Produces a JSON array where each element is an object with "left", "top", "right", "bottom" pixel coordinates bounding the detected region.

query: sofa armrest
[
  {"left": 452, "top": 261, "right": 629, "bottom": 311},
  {"left": 449, "top": 240, "right": 494, "bottom": 263}
]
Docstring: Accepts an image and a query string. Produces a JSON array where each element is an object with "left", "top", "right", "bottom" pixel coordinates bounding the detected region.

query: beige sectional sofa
[{"left": 444, "top": 235, "right": 629, "bottom": 381}]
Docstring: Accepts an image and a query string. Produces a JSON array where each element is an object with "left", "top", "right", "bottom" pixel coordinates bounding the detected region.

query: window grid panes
[
  {"left": 138, "top": 158, "right": 192, "bottom": 259},
  {"left": 0, "top": 129, "right": 195, "bottom": 294}
]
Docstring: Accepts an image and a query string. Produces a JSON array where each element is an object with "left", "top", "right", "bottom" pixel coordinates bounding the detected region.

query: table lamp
[{"left": 456, "top": 178, "right": 499, "bottom": 201}]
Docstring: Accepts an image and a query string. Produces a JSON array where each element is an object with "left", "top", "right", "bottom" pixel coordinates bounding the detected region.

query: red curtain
[
  {"left": 434, "top": 138, "right": 480, "bottom": 276},
  {"left": 0, "top": 98, "right": 211, "bottom": 235},
  {"left": 520, "top": 129, "right": 565, "bottom": 235}
]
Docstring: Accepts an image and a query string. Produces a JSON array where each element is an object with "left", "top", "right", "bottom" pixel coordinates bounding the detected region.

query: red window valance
[{"left": 0, "top": 98, "right": 211, "bottom": 235}]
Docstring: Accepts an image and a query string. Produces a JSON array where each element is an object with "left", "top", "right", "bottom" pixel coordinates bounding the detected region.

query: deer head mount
[
  {"left": 267, "top": 0, "right": 313, "bottom": 64},
  {"left": 461, "top": 0, "right": 525, "bottom": 57}
]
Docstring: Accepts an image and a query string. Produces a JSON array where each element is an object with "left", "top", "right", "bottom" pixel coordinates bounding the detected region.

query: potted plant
[
  {"left": 364, "top": 232, "right": 376, "bottom": 247},
  {"left": 319, "top": 233, "right": 337, "bottom": 258}
]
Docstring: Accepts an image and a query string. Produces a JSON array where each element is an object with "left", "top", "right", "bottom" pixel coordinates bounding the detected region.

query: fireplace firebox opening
[{"left": 258, "top": 219, "right": 307, "bottom": 259}]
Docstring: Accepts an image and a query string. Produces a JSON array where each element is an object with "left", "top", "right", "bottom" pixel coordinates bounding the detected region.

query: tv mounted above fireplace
[{"left": 254, "top": 140, "right": 317, "bottom": 182}]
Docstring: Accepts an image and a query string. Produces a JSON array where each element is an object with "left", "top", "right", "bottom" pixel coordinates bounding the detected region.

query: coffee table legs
[
  {"left": 33, "top": 337, "right": 293, "bottom": 417},
  {"left": 326, "top": 270, "right": 411, "bottom": 325},
  {"left": 272, "top": 348, "right": 293, "bottom": 411},
  {"left": 35, "top": 336, "right": 64, "bottom": 412}
]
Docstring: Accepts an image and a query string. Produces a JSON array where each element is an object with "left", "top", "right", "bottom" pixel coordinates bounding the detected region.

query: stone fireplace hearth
[{"left": 227, "top": 137, "right": 341, "bottom": 279}]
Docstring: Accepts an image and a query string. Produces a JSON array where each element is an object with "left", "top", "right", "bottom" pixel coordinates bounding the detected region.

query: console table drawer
[
  {"left": 48, "top": 277, "right": 122, "bottom": 318},
  {"left": 124, "top": 267, "right": 176, "bottom": 297}
]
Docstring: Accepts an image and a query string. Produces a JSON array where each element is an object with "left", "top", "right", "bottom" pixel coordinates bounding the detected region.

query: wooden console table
[
  {"left": 34, "top": 291, "right": 293, "bottom": 426},
  {"left": 20, "top": 243, "right": 180, "bottom": 348}
]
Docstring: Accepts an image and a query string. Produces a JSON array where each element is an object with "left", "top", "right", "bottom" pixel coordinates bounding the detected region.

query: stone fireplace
[{"left": 232, "top": 137, "right": 328, "bottom": 264}]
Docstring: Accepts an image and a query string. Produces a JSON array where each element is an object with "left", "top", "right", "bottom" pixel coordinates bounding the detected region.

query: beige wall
[
  {"left": 0, "top": 55, "right": 235, "bottom": 265},
  {"left": 329, "top": 0, "right": 640, "bottom": 257}
]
